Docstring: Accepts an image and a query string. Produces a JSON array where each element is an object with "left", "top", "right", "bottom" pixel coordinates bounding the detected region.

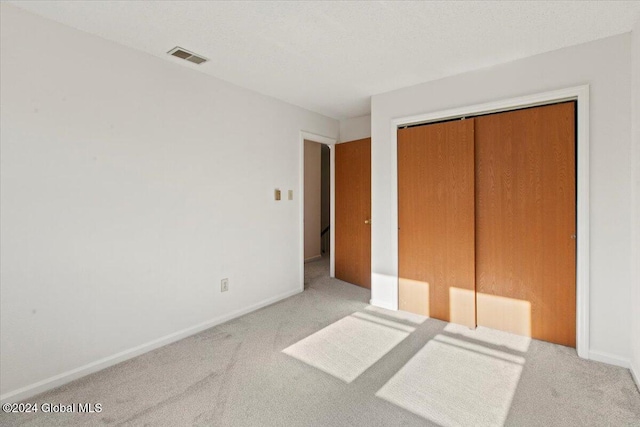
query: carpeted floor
[{"left": 2, "top": 257, "right": 639, "bottom": 426}]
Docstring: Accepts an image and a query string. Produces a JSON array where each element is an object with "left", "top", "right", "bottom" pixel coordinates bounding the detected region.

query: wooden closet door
[
  {"left": 398, "top": 119, "right": 476, "bottom": 327},
  {"left": 335, "top": 138, "right": 371, "bottom": 288},
  {"left": 475, "top": 102, "right": 576, "bottom": 347}
]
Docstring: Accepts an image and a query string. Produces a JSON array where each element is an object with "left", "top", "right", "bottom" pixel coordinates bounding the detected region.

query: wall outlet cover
[{"left": 221, "top": 278, "right": 229, "bottom": 292}]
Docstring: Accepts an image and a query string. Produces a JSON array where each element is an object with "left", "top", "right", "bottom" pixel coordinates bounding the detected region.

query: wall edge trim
[{"left": 588, "top": 349, "right": 630, "bottom": 369}]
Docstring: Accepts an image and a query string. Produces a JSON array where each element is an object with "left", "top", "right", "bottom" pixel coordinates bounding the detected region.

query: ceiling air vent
[{"left": 167, "top": 47, "right": 208, "bottom": 65}]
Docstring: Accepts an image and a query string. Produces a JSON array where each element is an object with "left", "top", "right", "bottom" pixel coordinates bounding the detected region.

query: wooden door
[
  {"left": 475, "top": 102, "right": 576, "bottom": 347},
  {"left": 335, "top": 138, "right": 371, "bottom": 288},
  {"left": 398, "top": 119, "right": 476, "bottom": 327}
]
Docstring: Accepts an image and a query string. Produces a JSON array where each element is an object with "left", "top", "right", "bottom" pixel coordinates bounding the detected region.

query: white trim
[
  {"left": 387, "top": 85, "right": 590, "bottom": 359},
  {"left": 0, "top": 287, "right": 302, "bottom": 404},
  {"left": 329, "top": 145, "right": 336, "bottom": 278},
  {"left": 299, "top": 131, "right": 338, "bottom": 290},
  {"left": 588, "top": 350, "right": 630, "bottom": 369}
]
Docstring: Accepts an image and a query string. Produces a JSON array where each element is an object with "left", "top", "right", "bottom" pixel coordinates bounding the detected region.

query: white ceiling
[{"left": 10, "top": 1, "right": 640, "bottom": 119}]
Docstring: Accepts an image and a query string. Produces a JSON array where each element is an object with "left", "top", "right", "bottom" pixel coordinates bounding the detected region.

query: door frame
[
  {"left": 389, "top": 85, "right": 590, "bottom": 359},
  {"left": 299, "top": 131, "right": 338, "bottom": 291}
]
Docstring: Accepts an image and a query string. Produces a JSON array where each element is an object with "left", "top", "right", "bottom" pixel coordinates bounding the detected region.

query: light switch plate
[
  {"left": 274, "top": 189, "right": 281, "bottom": 201},
  {"left": 288, "top": 190, "right": 293, "bottom": 200}
]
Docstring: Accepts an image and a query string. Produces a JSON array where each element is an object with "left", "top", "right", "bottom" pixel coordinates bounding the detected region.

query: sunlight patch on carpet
[
  {"left": 376, "top": 334, "right": 524, "bottom": 427},
  {"left": 283, "top": 312, "right": 414, "bottom": 382},
  {"left": 444, "top": 323, "right": 531, "bottom": 353},
  {"left": 364, "top": 305, "right": 427, "bottom": 325}
]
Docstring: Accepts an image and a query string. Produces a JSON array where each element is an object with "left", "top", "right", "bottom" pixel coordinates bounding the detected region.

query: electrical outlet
[{"left": 221, "top": 278, "right": 229, "bottom": 292}]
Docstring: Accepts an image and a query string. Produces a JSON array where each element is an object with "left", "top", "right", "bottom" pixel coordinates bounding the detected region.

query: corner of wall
[
  {"left": 339, "top": 115, "right": 371, "bottom": 143},
  {"left": 631, "top": 362, "right": 640, "bottom": 392},
  {"left": 630, "top": 16, "right": 640, "bottom": 391}
]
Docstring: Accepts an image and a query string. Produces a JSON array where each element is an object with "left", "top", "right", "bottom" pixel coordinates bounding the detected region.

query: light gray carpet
[
  {"left": 283, "top": 311, "right": 414, "bottom": 383},
  {"left": 2, "top": 257, "right": 639, "bottom": 426},
  {"left": 377, "top": 333, "right": 526, "bottom": 426}
]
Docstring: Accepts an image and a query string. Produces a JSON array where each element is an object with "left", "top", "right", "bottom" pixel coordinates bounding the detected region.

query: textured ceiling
[{"left": 9, "top": 1, "right": 640, "bottom": 119}]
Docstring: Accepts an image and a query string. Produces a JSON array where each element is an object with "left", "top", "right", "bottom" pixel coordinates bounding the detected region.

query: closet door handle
[{"left": 364, "top": 219, "right": 371, "bottom": 225}]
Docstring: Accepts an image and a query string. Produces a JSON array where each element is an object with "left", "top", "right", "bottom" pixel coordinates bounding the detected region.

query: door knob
[{"left": 365, "top": 219, "right": 371, "bottom": 225}]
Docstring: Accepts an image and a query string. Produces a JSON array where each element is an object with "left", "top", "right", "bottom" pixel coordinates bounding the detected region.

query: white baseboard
[
  {"left": 588, "top": 350, "right": 630, "bottom": 369},
  {"left": 304, "top": 255, "right": 322, "bottom": 263},
  {"left": 0, "top": 287, "right": 302, "bottom": 404},
  {"left": 369, "top": 299, "right": 397, "bottom": 311}
]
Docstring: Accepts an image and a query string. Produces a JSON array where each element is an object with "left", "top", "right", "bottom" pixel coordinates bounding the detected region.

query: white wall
[
  {"left": 371, "top": 34, "right": 634, "bottom": 365},
  {"left": 304, "top": 140, "right": 321, "bottom": 260},
  {"left": 339, "top": 115, "right": 371, "bottom": 142},
  {"left": 631, "top": 18, "right": 640, "bottom": 387},
  {"left": 0, "top": 4, "right": 338, "bottom": 401}
]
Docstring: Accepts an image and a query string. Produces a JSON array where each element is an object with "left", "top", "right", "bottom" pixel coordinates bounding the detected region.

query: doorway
[{"left": 304, "top": 139, "right": 332, "bottom": 287}]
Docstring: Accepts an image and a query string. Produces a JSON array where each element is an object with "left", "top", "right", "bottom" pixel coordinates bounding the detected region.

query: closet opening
[{"left": 397, "top": 99, "right": 579, "bottom": 348}]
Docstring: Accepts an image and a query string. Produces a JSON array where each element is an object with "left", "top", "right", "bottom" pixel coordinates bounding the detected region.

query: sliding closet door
[
  {"left": 475, "top": 102, "right": 576, "bottom": 347},
  {"left": 398, "top": 119, "right": 476, "bottom": 327}
]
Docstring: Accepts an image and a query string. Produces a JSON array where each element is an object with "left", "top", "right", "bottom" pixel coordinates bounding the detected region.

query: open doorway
[{"left": 304, "top": 140, "right": 331, "bottom": 288}]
